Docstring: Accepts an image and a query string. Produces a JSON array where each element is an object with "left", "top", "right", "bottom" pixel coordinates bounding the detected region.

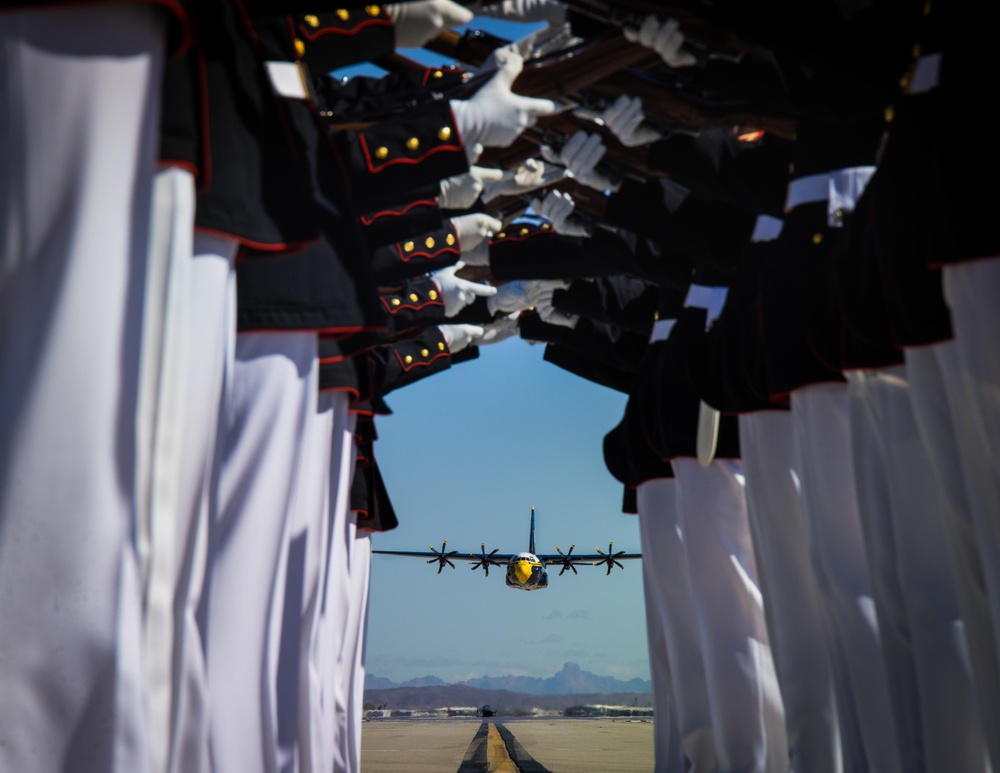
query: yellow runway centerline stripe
[{"left": 487, "top": 722, "right": 519, "bottom": 772}]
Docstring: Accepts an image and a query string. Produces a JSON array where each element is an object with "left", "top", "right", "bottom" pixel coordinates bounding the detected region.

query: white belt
[
  {"left": 650, "top": 318, "right": 677, "bottom": 342},
  {"left": 785, "top": 166, "right": 876, "bottom": 226},
  {"left": 906, "top": 52, "right": 941, "bottom": 94},
  {"left": 751, "top": 214, "right": 783, "bottom": 242},
  {"left": 685, "top": 284, "right": 729, "bottom": 330},
  {"left": 265, "top": 61, "right": 312, "bottom": 100}
]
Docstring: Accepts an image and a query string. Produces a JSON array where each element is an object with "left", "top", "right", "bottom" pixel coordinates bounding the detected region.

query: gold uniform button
[
  {"left": 520, "top": 227, "right": 529, "bottom": 235},
  {"left": 366, "top": 4, "right": 381, "bottom": 15},
  {"left": 406, "top": 137, "right": 420, "bottom": 151},
  {"left": 445, "top": 233, "right": 456, "bottom": 246},
  {"left": 653, "top": 310, "right": 660, "bottom": 321},
  {"left": 834, "top": 208, "right": 844, "bottom": 219},
  {"left": 375, "top": 146, "right": 389, "bottom": 159},
  {"left": 497, "top": 232, "right": 506, "bottom": 239},
  {"left": 438, "top": 341, "right": 446, "bottom": 351},
  {"left": 294, "top": 38, "right": 306, "bottom": 56},
  {"left": 425, "top": 236, "right": 435, "bottom": 249},
  {"left": 812, "top": 233, "right": 823, "bottom": 245},
  {"left": 432, "top": 70, "right": 444, "bottom": 79},
  {"left": 421, "top": 349, "right": 429, "bottom": 357},
  {"left": 884, "top": 105, "right": 895, "bottom": 123},
  {"left": 437, "top": 126, "right": 452, "bottom": 141},
  {"left": 403, "top": 241, "right": 414, "bottom": 252},
  {"left": 788, "top": 162, "right": 795, "bottom": 175},
  {"left": 912, "top": 43, "right": 921, "bottom": 59},
  {"left": 541, "top": 223, "right": 551, "bottom": 229},
  {"left": 391, "top": 298, "right": 401, "bottom": 306},
  {"left": 428, "top": 290, "right": 438, "bottom": 300},
  {"left": 336, "top": 9, "right": 350, "bottom": 20},
  {"left": 409, "top": 293, "right": 419, "bottom": 302},
  {"left": 923, "top": 0, "right": 932, "bottom": 14},
  {"left": 304, "top": 14, "right": 319, "bottom": 27},
  {"left": 404, "top": 355, "right": 413, "bottom": 364}
]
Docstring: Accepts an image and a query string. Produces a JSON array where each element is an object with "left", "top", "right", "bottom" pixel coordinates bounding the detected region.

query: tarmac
[{"left": 360, "top": 716, "right": 655, "bottom": 772}]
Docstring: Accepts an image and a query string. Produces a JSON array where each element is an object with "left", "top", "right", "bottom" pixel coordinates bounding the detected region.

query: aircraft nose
[{"left": 514, "top": 561, "right": 533, "bottom": 584}]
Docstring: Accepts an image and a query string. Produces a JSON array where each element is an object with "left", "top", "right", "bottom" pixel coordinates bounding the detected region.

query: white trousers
[
  {"left": 339, "top": 529, "right": 373, "bottom": 773},
  {"left": 790, "top": 383, "right": 902, "bottom": 773},
  {"left": 906, "top": 341, "right": 1000, "bottom": 771},
  {"left": 739, "top": 411, "right": 841, "bottom": 773},
  {"left": 165, "top": 232, "right": 237, "bottom": 773},
  {"left": 943, "top": 260, "right": 1000, "bottom": 508},
  {"left": 138, "top": 175, "right": 239, "bottom": 773},
  {"left": 137, "top": 167, "right": 196, "bottom": 773},
  {"left": 298, "top": 392, "right": 364, "bottom": 773},
  {"left": 637, "top": 479, "right": 710, "bottom": 773},
  {"left": 319, "top": 408, "right": 362, "bottom": 773},
  {"left": 0, "top": 8, "right": 164, "bottom": 771},
  {"left": 942, "top": 261, "right": 1000, "bottom": 655},
  {"left": 673, "top": 458, "right": 788, "bottom": 773},
  {"left": 847, "top": 365, "right": 986, "bottom": 772},
  {"left": 640, "top": 549, "right": 684, "bottom": 773},
  {"left": 296, "top": 393, "right": 336, "bottom": 773},
  {"left": 205, "top": 331, "right": 318, "bottom": 773}
]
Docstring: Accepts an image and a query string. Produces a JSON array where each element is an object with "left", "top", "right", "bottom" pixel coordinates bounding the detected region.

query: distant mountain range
[{"left": 365, "top": 662, "right": 651, "bottom": 696}]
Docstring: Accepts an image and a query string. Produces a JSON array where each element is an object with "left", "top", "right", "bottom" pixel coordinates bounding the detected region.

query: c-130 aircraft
[{"left": 371, "top": 507, "right": 641, "bottom": 591}]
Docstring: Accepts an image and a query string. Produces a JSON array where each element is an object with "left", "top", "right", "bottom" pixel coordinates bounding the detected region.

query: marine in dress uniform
[{"left": 0, "top": 4, "right": 190, "bottom": 772}]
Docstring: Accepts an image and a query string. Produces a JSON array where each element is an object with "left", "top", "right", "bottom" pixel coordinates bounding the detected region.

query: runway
[{"left": 360, "top": 717, "right": 655, "bottom": 772}]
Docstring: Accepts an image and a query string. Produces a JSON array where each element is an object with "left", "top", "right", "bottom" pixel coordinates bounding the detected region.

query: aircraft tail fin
[{"left": 529, "top": 506, "right": 536, "bottom": 555}]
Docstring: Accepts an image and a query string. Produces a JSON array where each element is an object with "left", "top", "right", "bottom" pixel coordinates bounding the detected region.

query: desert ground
[{"left": 360, "top": 716, "right": 655, "bottom": 772}]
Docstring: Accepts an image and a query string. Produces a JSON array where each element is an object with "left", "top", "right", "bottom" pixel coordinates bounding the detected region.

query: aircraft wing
[
  {"left": 371, "top": 549, "right": 459, "bottom": 559},
  {"left": 371, "top": 544, "right": 517, "bottom": 576},
  {"left": 536, "top": 547, "right": 642, "bottom": 576}
]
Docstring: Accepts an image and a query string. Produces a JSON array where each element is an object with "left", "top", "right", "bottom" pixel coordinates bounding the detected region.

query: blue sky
[{"left": 344, "top": 14, "right": 652, "bottom": 687}]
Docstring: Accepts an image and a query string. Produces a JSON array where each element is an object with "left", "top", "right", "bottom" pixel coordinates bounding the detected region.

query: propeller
[
  {"left": 426, "top": 541, "right": 458, "bottom": 573},
  {"left": 553, "top": 544, "right": 582, "bottom": 576},
  {"left": 469, "top": 543, "right": 503, "bottom": 577},
  {"left": 594, "top": 542, "right": 627, "bottom": 575}
]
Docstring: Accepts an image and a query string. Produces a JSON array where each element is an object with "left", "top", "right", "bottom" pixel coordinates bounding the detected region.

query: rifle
[
  {"left": 560, "top": 0, "right": 753, "bottom": 63},
  {"left": 422, "top": 21, "right": 795, "bottom": 141}
]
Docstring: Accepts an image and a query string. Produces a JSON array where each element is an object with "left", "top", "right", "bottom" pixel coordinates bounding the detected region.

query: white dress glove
[
  {"left": 475, "top": 0, "right": 566, "bottom": 25},
  {"left": 480, "top": 158, "right": 569, "bottom": 202},
  {"left": 439, "top": 323, "right": 484, "bottom": 353},
  {"left": 486, "top": 280, "right": 533, "bottom": 315},
  {"left": 439, "top": 166, "right": 506, "bottom": 209},
  {"left": 431, "top": 262, "right": 498, "bottom": 317},
  {"left": 449, "top": 47, "right": 560, "bottom": 148},
  {"left": 479, "top": 312, "right": 521, "bottom": 344},
  {"left": 385, "top": 0, "right": 474, "bottom": 49},
  {"left": 542, "top": 130, "right": 618, "bottom": 192},
  {"left": 529, "top": 189, "right": 591, "bottom": 236},
  {"left": 450, "top": 212, "right": 503, "bottom": 266},
  {"left": 525, "top": 278, "right": 570, "bottom": 309},
  {"left": 530, "top": 279, "right": 578, "bottom": 328},
  {"left": 599, "top": 94, "right": 664, "bottom": 147},
  {"left": 623, "top": 15, "right": 698, "bottom": 68}
]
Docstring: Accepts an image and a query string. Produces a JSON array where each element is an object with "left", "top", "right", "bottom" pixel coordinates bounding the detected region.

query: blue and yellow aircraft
[{"left": 371, "top": 507, "right": 641, "bottom": 591}]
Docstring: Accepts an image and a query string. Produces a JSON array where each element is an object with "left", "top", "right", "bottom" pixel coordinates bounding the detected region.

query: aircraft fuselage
[{"left": 505, "top": 552, "right": 549, "bottom": 591}]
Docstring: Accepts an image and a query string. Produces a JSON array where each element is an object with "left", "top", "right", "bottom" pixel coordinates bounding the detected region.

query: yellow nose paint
[{"left": 514, "top": 561, "right": 534, "bottom": 584}]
